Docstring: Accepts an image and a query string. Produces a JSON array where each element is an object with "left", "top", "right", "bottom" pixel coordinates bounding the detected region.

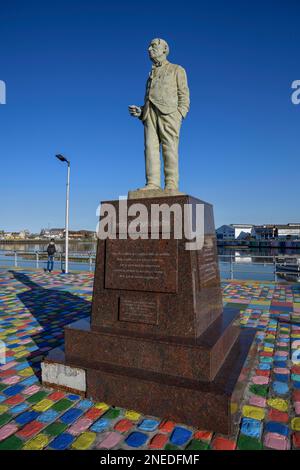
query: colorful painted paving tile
[{"left": 0, "top": 269, "right": 300, "bottom": 450}]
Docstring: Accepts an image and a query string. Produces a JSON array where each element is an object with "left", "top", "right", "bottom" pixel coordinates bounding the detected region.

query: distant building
[
  {"left": 216, "top": 225, "right": 235, "bottom": 240},
  {"left": 216, "top": 223, "right": 300, "bottom": 241},
  {"left": 253, "top": 224, "right": 300, "bottom": 240},
  {"left": 40, "top": 228, "right": 64, "bottom": 239},
  {"left": 216, "top": 224, "right": 253, "bottom": 240}
]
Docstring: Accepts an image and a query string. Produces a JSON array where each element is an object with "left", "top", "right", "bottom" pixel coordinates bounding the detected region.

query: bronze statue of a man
[{"left": 129, "top": 38, "right": 190, "bottom": 191}]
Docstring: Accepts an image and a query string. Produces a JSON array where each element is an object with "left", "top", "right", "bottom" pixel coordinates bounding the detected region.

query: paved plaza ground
[{"left": 0, "top": 269, "right": 300, "bottom": 450}]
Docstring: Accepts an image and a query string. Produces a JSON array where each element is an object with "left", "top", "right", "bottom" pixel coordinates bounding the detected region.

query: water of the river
[{"left": 0, "top": 243, "right": 299, "bottom": 282}]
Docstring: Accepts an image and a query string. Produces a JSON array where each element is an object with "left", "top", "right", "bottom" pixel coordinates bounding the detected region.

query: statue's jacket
[{"left": 141, "top": 60, "right": 190, "bottom": 122}]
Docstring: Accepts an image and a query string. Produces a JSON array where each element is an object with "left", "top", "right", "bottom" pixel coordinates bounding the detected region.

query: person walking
[{"left": 45, "top": 239, "right": 56, "bottom": 273}]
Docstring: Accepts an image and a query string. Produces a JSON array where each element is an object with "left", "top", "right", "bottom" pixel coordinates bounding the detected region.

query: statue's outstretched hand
[{"left": 128, "top": 105, "right": 142, "bottom": 118}]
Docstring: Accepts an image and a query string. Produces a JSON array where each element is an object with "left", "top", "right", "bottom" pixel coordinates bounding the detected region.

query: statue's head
[{"left": 148, "top": 38, "right": 169, "bottom": 63}]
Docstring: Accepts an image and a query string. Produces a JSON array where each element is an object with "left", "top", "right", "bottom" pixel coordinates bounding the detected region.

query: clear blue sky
[{"left": 0, "top": 0, "right": 299, "bottom": 232}]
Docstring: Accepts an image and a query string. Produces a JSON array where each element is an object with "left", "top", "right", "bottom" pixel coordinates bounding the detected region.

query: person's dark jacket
[{"left": 47, "top": 243, "right": 56, "bottom": 256}]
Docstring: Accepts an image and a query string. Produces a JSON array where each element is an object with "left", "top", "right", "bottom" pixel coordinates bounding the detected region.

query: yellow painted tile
[
  {"left": 23, "top": 434, "right": 49, "bottom": 450},
  {"left": 14, "top": 351, "right": 28, "bottom": 358},
  {"left": 32, "top": 399, "right": 54, "bottom": 412},
  {"left": 125, "top": 410, "right": 141, "bottom": 421},
  {"left": 94, "top": 402, "right": 110, "bottom": 411},
  {"left": 71, "top": 432, "right": 96, "bottom": 450},
  {"left": 0, "top": 405, "right": 8, "bottom": 413},
  {"left": 267, "top": 398, "right": 289, "bottom": 412},
  {"left": 242, "top": 405, "right": 265, "bottom": 421},
  {"left": 291, "top": 417, "right": 300, "bottom": 431},
  {"left": 19, "top": 368, "right": 34, "bottom": 377}
]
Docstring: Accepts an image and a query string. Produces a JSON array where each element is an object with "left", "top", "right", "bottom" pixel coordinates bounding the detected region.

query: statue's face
[{"left": 148, "top": 39, "right": 166, "bottom": 61}]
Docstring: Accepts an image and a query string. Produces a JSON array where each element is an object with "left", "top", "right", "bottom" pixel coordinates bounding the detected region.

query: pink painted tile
[
  {"left": 0, "top": 424, "right": 18, "bottom": 441},
  {"left": 264, "top": 432, "right": 290, "bottom": 450},
  {"left": 69, "top": 418, "right": 93, "bottom": 436},
  {"left": 252, "top": 375, "right": 269, "bottom": 385},
  {"left": 22, "top": 385, "right": 40, "bottom": 396},
  {"left": 249, "top": 395, "right": 267, "bottom": 407},
  {"left": 97, "top": 432, "right": 123, "bottom": 449},
  {"left": 2, "top": 375, "right": 20, "bottom": 385},
  {"left": 294, "top": 402, "right": 300, "bottom": 414},
  {"left": 275, "top": 351, "right": 288, "bottom": 357},
  {"left": 0, "top": 361, "right": 17, "bottom": 371},
  {"left": 273, "top": 368, "right": 290, "bottom": 375}
]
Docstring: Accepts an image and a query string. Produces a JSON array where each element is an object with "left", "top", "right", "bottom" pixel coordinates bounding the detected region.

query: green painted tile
[
  {"left": 0, "top": 413, "right": 12, "bottom": 427},
  {"left": 51, "top": 399, "right": 73, "bottom": 412},
  {"left": 0, "top": 384, "right": 7, "bottom": 391},
  {"left": 185, "top": 439, "right": 210, "bottom": 450},
  {"left": 27, "top": 391, "right": 49, "bottom": 404},
  {"left": 0, "top": 435, "right": 23, "bottom": 450},
  {"left": 44, "top": 422, "right": 68, "bottom": 436},
  {"left": 103, "top": 408, "right": 121, "bottom": 419},
  {"left": 237, "top": 434, "right": 263, "bottom": 450},
  {"left": 249, "top": 384, "right": 268, "bottom": 397},
  {"left": 165, "top": 443, "right": 180, "bottom": 450}
]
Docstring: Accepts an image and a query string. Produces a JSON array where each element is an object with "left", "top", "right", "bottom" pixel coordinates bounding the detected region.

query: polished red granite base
[{"left": 46, "top": 195, "right": 256, "bottom": 433}]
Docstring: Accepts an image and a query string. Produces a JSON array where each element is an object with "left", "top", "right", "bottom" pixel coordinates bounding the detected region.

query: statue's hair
[{"left": 152, "top": 38, "right": 169, "bottom": 56}]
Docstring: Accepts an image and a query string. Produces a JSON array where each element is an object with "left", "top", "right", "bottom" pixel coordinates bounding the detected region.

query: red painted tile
[
  {"left": 292, "top": 365, "right": 300, "bottom": 375},
  {"left": 17, "top": 421, "right": 44, "bottom": 438},
  {"left": 293, "top": 390, "right": 300, "bottom": 402},
  {"left": 0, "top": 370, "right": 15, "bottom": 377},
  {"left": 4, "top": 394, "right": 24, "bottom": 405},
  {"left": 259, "top": 351, "right": 273, "bottom": 357},
  {"left": 212, "top": 437, "right": 236, "bottom": 450},
  {"left": 194, "top": 430, "right": 213, "bottom": 441},
  {"left": 159, "top": 419, "right": 176, "bottom": 433},
  {"left": 48, "top": 391, "right": 65, "bottom": 401},
  {"left": 85, "top": 407, "right": 104, "bottom": 420},
  {"left": 255, "top": 369, "right": 270, "bottom": 377},
  {"left": 268, "top": 408, "right": 289, "bottom": 423},
  {"left": 293, "top": 432, "right": 300, "bottom": 449},
  {"left": 114, "top": 419, "right": 134, "bottom": 433},
  {"left": 149, "top": 433, "right": 169, "bottom": 449}
]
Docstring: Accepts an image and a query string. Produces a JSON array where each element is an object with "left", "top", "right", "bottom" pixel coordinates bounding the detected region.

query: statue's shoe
[{"left": 165, "top": 186, "right": 178, "bottom": 191}]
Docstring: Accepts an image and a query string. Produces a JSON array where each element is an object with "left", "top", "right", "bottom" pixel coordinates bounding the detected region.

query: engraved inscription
[
  {"left": 197, "top": 238, "right": 219, "bottom": 287},
  {"left": 119, "top": 297, "right": 158, "bottom": 325},
  {"left": 105, "top": 239, "right": 178, "bottom": 293}
]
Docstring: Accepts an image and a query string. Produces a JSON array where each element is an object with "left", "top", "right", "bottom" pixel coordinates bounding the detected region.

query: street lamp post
[{"left": 56, "top": 154, "right": 70, "bottom": 274}]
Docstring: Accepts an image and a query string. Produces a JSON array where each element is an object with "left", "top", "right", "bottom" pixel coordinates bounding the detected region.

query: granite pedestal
[{"left": 42, "top": 195, "right": 255, "bottom": 433}]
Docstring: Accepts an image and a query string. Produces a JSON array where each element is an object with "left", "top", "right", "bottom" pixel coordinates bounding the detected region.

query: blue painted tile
[
  {"left": 265, "top": 421, "right": 289, "bottom": 436},
  {"left": 3, "top": 384, "right": 25, "bottom": 396},
  {"left": 20, "top": 376, "right": 38, "bottom": 387},
  {"left": 60, "top": 408, "right": 83, "bottom": 424},
  {"left": 76, "top": 399, "right": 93, "bottom": 410},
  {"left": 90, "top": 418, "right": 110, "bottom": 432},
  {"left": 66, "top": 394, "right": 80, "bottom": 401},
  {"left": 241, "top": 418, "right": 262, "bottom": 439},
  {"left": 274, "top": 373, "right": 289, "bottom": 383},
  {"left": 272, "top": 381, "right": 289, "bottom": 395},
  {"left": 15, "top": 410, "right": 40, "bottom": 425},
  {"left": 10, "top": 403, "right": 29, "bottom": 414},
  {"left": 138, "top": 419, "right": 159, "bottom": 432},
  {"left": 125, "top": 432, "right": 148, "bottom": 448},
  {"left": 37, "top": 409, "right": 59, "bottom": 423},
  {"left": 49, "top": 433, "right": 75, "bottom": 450},
  {"left": 170, "top": 427, "right": 193, "bottom": 446}
]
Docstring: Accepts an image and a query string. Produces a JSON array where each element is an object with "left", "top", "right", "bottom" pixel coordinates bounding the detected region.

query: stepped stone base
[{"left": 42, "top": 195, "right": 257, "bottom": 434}]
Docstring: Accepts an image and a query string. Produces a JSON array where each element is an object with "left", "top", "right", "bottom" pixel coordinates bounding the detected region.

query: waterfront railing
[{"left": 0, "top": 251, "right": 299, "bottom": 282}]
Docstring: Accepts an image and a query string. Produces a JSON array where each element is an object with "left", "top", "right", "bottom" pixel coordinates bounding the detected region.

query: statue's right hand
[{"left": 128, "top": 105, "right": 142, "bottom": 118}]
